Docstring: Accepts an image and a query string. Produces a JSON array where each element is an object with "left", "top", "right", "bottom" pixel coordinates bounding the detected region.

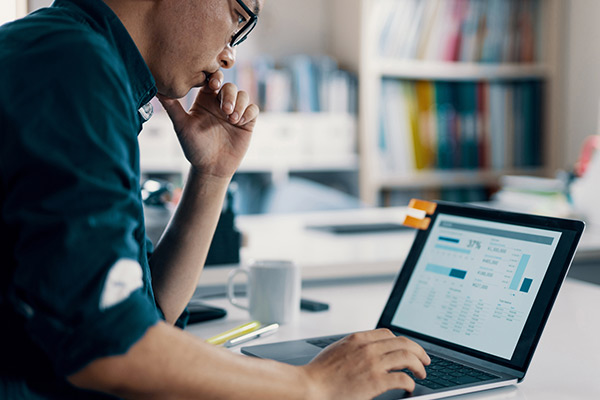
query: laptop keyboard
[
  {"left": 405, "top": 354, "right": 499, "bottom": 389},
  {"left": 307, "top": 337, "right": 499, "bottom": 389}
]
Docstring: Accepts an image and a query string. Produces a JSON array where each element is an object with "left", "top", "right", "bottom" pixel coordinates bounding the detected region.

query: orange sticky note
[
  {"left": 408, "top": 199, "right": 437, "bottom": 215},
  {"left": 403, "top": 215, "right": 431, "bottom": 230},
  {"left": 403, "top": 199, "right": 437, "bottom": 230}
]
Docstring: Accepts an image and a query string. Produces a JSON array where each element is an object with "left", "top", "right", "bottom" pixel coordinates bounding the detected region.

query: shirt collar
[{"left": 52, "top": 0, "right": 157, "bottom": 110}]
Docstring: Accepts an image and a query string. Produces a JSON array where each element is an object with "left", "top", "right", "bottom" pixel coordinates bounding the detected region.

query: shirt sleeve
[{"left": 1, "top": 32, "right": 160, "bottom": 376}]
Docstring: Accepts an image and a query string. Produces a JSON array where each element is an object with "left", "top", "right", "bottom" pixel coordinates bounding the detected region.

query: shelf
[
  {"left": 238, "top": 154, "right": 358, "bottom": 173},
  {"left": 375, "top": 168, "right": 549, "bottom": 190},
  {"left": 373, "top": 60, "right": 552, "bottom": 81},
  {"left": 351, "top": 0, "right": 565, "bottom": 206},
  {"left": 139, "top": 112, "right": 358, "bottom": 178}
]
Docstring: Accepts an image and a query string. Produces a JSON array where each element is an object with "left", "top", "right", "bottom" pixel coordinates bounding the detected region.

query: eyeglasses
[{"left": 230, "top": 0, "right": 258, "bottom": 47}]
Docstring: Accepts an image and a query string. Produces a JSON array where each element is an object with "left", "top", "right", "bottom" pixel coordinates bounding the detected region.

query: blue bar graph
[
  {"left": 520, "top": 278, "right": 533, "bottom": 293},
  {"left": 509, "top": 254, "right": 531, "bottom": 290},
  {"left": 439, "top": 236, "right": 460, "bottom": 243},
  {"left": 449, "top": 269, "right": 467, "bottom": 279},
  {"left": 425, "top": 264, "right": 467, "bottom": 280},
  {"left": 434, "top": 244, "right": 471, "bottom": 254}
]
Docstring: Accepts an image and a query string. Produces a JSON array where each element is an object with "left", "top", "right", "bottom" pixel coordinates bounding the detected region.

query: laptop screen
[
  {"left": 391, "top": 213, "right": 561, "bottom": 360},
  {"left": 378, "top": 202, "right": 584, "bottom": 372}
]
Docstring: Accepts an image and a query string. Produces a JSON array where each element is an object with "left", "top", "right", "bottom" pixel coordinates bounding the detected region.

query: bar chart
[
  {"left": 509, "top": 254, "right": 533, "bottom": 293},
  {"left": 393, "top": 213, "right": 562, "bottom": 359}
]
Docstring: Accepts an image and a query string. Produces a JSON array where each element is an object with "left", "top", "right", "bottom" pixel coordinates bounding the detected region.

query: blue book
[
  {"left": 286, "top": 55, "right": 319, "bottom": 112},
  {"left": 489, "top": 83, "right": 506, "bottom": 170},
  {"left": 456, "top": 82, "right": 479, "bottom": 168},
  {"left": 521, "top": 81, "right": 534, "bottom": 167},
  {"left": 435, "top": 81, "right": 454, "bottom": 169}
]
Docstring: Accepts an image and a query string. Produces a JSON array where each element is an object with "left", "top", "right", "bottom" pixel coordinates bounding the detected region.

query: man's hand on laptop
[{"left": 300, "top": 328, "right": 431, "bottom": 399}]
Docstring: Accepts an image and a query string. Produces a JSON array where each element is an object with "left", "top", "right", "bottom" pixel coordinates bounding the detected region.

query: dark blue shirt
[{"left": 0, "top": 0, "right": 162, "bottom": 397}]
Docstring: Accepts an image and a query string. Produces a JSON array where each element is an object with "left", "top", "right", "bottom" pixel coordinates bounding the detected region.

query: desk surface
[
  {"left": 188, "top": 277, "right": 600, "bottom": 400},
  {"left": 198, "top": 207, "right": 600, "bottom": 288}
]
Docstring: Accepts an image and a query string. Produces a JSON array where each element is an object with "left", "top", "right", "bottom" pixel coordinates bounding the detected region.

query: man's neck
[{"left": 102, "top": 0, "right": 153, "bottom": 66}]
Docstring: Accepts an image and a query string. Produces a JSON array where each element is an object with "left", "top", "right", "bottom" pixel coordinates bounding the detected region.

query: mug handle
[{"left": 227, "top": 268, "right": 249, "bottom": 310}]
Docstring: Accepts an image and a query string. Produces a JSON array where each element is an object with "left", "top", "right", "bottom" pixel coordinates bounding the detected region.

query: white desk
[
  {"left": 187, "top": 278, "right": 600, "bottom": 400},
  {"left": 198, "top": 207, "right": 600, "bottom": 289}
]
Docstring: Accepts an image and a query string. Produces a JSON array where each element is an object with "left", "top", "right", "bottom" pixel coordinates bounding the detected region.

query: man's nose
[{"left": 219, "top": 45, "right": 236, "bottom": 69}]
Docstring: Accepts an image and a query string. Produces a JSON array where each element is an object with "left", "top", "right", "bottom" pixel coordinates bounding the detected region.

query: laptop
[{"left": 242, "top": 201, "right": 585, "bottom": 399}]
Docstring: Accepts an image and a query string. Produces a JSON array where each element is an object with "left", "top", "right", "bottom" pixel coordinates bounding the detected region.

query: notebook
[{"left": 242, "top": 201, "right": 585, "bottom": 399}]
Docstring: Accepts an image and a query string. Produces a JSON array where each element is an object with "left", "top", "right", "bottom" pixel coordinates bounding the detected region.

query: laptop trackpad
[
  {"left": 279, "top": 355, "right": 317, "bottom": 366},
  {"left": 242, "top": 340, "right": 321, "bottom": 365}
]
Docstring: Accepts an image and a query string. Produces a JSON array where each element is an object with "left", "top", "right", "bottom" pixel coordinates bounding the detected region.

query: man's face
[{"left": 148, "top": 0, "right": 262, "bottom": 98}]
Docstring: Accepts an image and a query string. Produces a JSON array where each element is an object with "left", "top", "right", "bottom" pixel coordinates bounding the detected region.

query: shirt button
[{"left": 138, "top": 102, "right": 154, "bottom": 121}]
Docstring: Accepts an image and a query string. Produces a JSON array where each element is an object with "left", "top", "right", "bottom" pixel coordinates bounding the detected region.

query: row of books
[
  {"left": 149, "top": 55, "right": 357, "bottom": 116},
  {"left": 375, "top": 0, "right": 540, "bottom": 63},
  {"left": 215, "top": 55, "right": 358, "bottom": 115},
  {"left": 378, "top": 79, "right": 544, "bottom": 173}
]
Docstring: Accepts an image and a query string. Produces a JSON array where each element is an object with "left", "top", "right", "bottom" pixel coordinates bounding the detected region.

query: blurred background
[{"left": 3, "top": 0, "right": 600, "bottom": 225}]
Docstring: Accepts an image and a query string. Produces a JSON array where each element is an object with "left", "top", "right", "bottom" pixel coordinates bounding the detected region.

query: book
[
  {"left": 503, "top": 83, "right": 515, "bottom": 168},
  {"left": 481, "top": 0, "right": 504, "bottom": 63},
  {"left": 375, "top": 0, "right": 541, "bottom": 63},
  {"left": 476, "top": 82, "right": 490, "bottom": 169},
  {"left": 286, "top": 55, "right": 319, "bottom": 113},
  {"left": 382, "top": 80, "right": 416, "bottom": 174},
  {"left": 447, "top": 0, "right": 465, "bottom": 62},
  {"left": 415, "top": 81, "right": 437, "bottom": 169},
  {"left": 459, "top": 0, "right": 485, "bottom": 63},
  {"left": 488, "top": 82, "right": 506, "bottom": 170},
  {"left": 423, "top": 0, "right": 451, "bottom": 61},
  {"left": 416, "top": 0, "right": 442, "bottom": 60},
  {"left": 456, "top": 82, "right": 478, "bottom": 168},
  {"left": 404, "top": 82, "right": 427, "bottom": 170},
  {"left": 435, "top": 81, "right": 456, "bottom": 169}
]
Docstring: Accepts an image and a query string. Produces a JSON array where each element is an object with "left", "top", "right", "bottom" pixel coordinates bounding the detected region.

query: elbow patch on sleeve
[
  {"left": 17, "top": 259, "right": 161, "bottom": 377},
  {"left": 100, "top": 259, "right": 143, "bottom": 310}
]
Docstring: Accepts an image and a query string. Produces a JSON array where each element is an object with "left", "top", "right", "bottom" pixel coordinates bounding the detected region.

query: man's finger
[
  {"left": 383, "top": 337, "right": 431, "bottom": 366},
  {"left": 239, "top": 103, "right": 260, "bottom": 126},
  {"left": 229, "top": 91, "right": 250, "bottom": 124},
  {"left": 383, "top": 350, "right": 427, "bottom": 380},
  {"left": 381, "top": 371, "right": 417, "bottom": 393},
  {"left": 206, "top": 70, "right": 225, "bottom": 92},
  {"left": 218, "top": 83, "right": 239, "bottom": 116}
]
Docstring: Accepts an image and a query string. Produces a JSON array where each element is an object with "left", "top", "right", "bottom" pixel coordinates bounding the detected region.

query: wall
[
  {"left": 23, "top": 0, "right": 330, "bottom": 62},
  {"left": 565, "top": 0, "right": 600, "bottom": 167},
  {"left": 236, "top": 0, "right": 329, "bottom": 61},
  {"left": 0, "top": 1, "right": 20, "bottom": 25}
]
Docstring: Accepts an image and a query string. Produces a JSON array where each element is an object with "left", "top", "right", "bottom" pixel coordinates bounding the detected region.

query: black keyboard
[
  {"left": 307, "top": 337, "right": 499, "bottom": 390},
  {"left": 406, "top": 354, "right": 499, "bottom": 389}
]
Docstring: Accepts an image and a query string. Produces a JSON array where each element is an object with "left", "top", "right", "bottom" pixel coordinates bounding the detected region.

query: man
[{"left": 0, "top": 0, "right": 430, "bottom": 398}]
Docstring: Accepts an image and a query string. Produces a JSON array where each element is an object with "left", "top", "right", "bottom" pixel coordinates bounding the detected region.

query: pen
[
  {"left": 224, "top": 323, "right": 279, "bottom": 348},
  {"left": 206, "top": 321, "right": 261, "bottom": 346}
]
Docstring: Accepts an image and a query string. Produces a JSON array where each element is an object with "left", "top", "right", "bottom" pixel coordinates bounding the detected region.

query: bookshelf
[
  {"left": 138, "top": 109, "right": 359, "bottom": 214},
  {"left": 131, "top": 0, "right": 363, "bottom": 213},
  {"left": 329, "top": 0, "right": 566, "bottom": 206},
  {"left": 139, "top": 111, "right": 357, "bottom": 181}
]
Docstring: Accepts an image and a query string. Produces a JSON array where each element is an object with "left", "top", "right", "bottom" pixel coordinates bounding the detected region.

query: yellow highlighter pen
[{"left": 206, "top": 321, "right": 261, "bottom": 346}]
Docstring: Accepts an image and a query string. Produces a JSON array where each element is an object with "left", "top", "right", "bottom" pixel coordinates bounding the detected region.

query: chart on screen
[{"left": 393, "top": 214, "right": 562, "bottom": 359}]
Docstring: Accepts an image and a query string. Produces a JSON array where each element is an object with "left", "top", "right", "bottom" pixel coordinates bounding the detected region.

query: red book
[{"left": 444, "top": 0, "right": 467, "bottom": 62}]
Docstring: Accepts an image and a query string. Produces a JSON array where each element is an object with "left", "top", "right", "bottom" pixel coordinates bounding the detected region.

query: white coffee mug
[{"left": 227, "top": 260, "right": 301, "bottom": 324}]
